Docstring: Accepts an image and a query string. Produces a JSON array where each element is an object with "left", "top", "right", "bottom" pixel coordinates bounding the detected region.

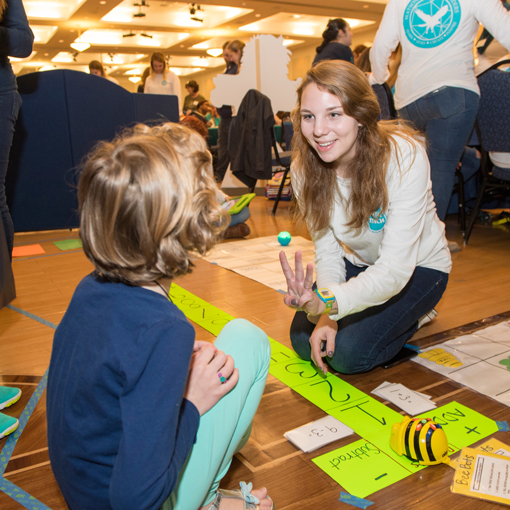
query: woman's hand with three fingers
[
  {"left": 184, "top": 345, "right": 238, "bottom": 416},
  {"left": 279, "top": 250, "right": 324, "bottom": 315}
]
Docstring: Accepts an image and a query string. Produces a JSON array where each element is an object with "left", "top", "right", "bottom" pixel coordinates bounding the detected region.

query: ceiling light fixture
[
  {"left": 189, "top": 3, "right": 203, "bottom": 23},
  {"left": 133, "top": 0, "right": 149, "bottom": 18},
  {"left": 129, "top": 76, "right": 141, "bottom": 83},
  {"left": 206, "top": 48, "right": 222, "bottom": 57},
  {"left": 70, "top": 28, "right": 90, "bottom": 52}
]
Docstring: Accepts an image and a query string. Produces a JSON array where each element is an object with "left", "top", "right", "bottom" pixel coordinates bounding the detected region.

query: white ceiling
[{"left": 15, "top": 0, "right": 388, "bottom": 78}]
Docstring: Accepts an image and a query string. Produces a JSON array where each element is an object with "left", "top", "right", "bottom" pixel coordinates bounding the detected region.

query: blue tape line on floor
[
  {"left": 0, "top": 370, "right": 48, "bottom": 476},
  {"left": 497, "top": 421, "right": 510, "bottom": 432},
  {"left": 0, "top": 478, "right": 51, "bottom": 510},
  {"left": 339, "top": 492, "right": 374, "bottom": 509},
  {"left": 6, "top": 305, "right": 57, "bottom": 330}
]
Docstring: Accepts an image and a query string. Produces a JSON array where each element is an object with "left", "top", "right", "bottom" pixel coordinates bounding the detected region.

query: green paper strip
[
  {"left": 170, "top": 283, "right": 499, "bottom": 496},
  {"left": 313, "top": 439, "right": 411, "bottom": 499},
  {"left": 365, "top": 428, "right": 426, "bottom": 474},
  {"left": 170, "top": 285, "right": 235, "bottom": 335},
  {"left": 53, "top": 239, "right": 82, "bottom": 250}
]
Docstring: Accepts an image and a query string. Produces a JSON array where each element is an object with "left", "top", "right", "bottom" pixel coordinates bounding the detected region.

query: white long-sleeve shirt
[
  {"left": 308, "top": 135, "right": 451, "bottom": 321},
  {"left": 370, "top": 0, "right": 510, "bottom": 109},
  {"left": 144, "top": 71, "right": 182, "bottom": 115}
]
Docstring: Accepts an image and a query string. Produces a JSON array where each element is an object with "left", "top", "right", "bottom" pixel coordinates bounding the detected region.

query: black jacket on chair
[{"left": 228, "top": 89, "right": 275, "bottom": 188}]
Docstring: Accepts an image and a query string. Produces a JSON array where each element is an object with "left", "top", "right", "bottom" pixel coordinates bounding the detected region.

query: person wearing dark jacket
[
  {"left": 0, "top": 0, "right": 33, "bottom": 258},
  {"left": 313, "top": 18, "right": 353, "bottom": 66},
  {"left": 0, "top": 0, "right": 33, "bottom": 442}
]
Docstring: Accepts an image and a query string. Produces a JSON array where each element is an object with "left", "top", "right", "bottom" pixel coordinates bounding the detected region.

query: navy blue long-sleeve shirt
[
  {"left": 47, "top": 272, "right": 200, "bottom": 510},
  {"left": 0, "top": 0, "right": 34, "bottom": 93}
]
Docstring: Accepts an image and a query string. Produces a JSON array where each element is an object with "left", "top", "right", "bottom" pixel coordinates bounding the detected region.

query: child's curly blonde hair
[{"left": 78, "top": 122, "right": 228, "bottom": 284}]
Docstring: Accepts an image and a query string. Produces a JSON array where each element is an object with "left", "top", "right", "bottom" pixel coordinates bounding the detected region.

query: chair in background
[
  {"left": 464, "top": 59, "right": 510, "bottom": 244},
  {"left": 228, "top": 89, "right": 275, "bottom": 191},
  {"left": 271, "top": 121, "right": 293, "bottom": 215},
  {"left": 228, "top": 89, "right": 293, "bottom": 214}
]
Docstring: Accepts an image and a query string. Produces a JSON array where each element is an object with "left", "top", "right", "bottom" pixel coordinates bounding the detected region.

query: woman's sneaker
[
  {"left": 417, "top": 309, "right": 438, "bottom": 329},
  {"left": 0, "top": 413, "right": 19, "bottom": 439},
  {"left": 0, "top": 386, "right": 22, "bottom": 410}
]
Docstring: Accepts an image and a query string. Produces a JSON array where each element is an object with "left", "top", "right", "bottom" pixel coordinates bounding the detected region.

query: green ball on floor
[{"left": 278, "top": 231, "right": 291, "bottom": 246}]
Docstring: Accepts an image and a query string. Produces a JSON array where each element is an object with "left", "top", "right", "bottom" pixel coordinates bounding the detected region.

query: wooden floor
[{"left": 1, "top": 197, "right": 510, "bottom": 509}]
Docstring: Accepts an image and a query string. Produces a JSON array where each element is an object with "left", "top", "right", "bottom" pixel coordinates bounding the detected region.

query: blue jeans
[
  {"left": 229, "top": 205, "right": 250, "bottom": 227},
  {"left": 290, "top": 260, "right": 449, "bottom": 374},
  {"left": 0, "top": 90, "right": 22, "bottom": 257},
  {"left": 398, "top": 87, "right": 479, "bottom": 221}
]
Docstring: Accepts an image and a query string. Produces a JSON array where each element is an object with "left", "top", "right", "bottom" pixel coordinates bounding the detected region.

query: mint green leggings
[{"left": 162, "top": 318, "right": 270, "bottom": 509}]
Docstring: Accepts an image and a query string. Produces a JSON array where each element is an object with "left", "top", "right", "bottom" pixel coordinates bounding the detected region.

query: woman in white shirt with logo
[
  {"left": 144, "top": 52, "right": 182, "bottom": 116},
  {"left": 279, "top": 61, "right": 452, "bottom": 375}
]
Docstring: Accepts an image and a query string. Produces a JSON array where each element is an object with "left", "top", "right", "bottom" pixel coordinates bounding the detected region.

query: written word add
[
  {"left": 313, "top": 439, "right": 410, "bottom": 499},
  {"left": 416, "top": 402, "right": 498, "bottom": 453}
]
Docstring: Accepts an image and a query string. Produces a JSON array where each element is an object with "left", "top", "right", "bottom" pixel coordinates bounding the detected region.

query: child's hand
[
  {"left": 193, "top": 340, "right": 216, "bottom": 353},
  {"left": 184, "top": 347, "right": 239, "bottom": 416},
  {"left": 279, "top": 250, "right": 324, "bottom": 315}
]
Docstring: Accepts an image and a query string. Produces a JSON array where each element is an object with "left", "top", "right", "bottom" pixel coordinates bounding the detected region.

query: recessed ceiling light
[
  {"left": 59, "top": 39, "right": 64, "bottom": 43},
  {"left": 206, "top": 48, "right": 222, "bottom": 57},
  {"left": 70, "top": 41, "right": 90, "bottom": 51},
  {"left": 100, "top": 0, "right": 106, "bottom": 3},
  {"left": 255, "top": 13, "right": 260, "bottom": 17}
]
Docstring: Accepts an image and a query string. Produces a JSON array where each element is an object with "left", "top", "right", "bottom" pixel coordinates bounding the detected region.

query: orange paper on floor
[{"left": 12, "top": 244, "right": 45, "bottom": 257}]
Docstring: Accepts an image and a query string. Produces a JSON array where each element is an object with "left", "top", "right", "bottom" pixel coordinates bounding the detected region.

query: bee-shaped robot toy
[{"left": 390, "top": 415, "right": 450, "bottom": 466}]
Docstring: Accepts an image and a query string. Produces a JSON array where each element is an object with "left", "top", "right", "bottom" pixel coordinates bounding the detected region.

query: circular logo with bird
[{"left": 404, "top": 0, "right": 461, "bottom": 48}]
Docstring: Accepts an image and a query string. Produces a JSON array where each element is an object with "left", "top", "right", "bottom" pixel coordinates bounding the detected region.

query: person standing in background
[
  {"left": 370, "top": 0, "right": 510, "bottom": 229},
  {"left": 144, "top": 52, "right": 182, "bottom": 116},
  {"left": 88, "top": 60, "right": 119, "bottom": 85},
  {"left": 313, "top": 18, "right": 353, "bottom": 66},
  {"left": 214, "top": 40, "right": 245, "bottom": 183},
  {"left": 0, "top": 0, "right": 34, "bottom": 440},
  {"left": 0, "top": 0, "right": 32, "bottom": 257}
]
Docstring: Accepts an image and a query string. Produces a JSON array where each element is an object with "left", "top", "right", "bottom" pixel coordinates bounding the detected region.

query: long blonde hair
[{"left": 291, "top": 60, "right": 419, "bottom": 233}]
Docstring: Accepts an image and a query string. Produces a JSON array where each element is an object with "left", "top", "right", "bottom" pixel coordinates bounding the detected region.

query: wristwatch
[{"left": 314, "top": 288, "right": 335, "bottom": 313}]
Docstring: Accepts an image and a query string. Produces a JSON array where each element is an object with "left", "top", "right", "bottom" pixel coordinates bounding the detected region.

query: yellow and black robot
[{"left": 390, "top": 415, "right": 450, "bottom": 466}]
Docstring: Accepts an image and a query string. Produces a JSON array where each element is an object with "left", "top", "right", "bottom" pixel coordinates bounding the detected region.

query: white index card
[
  {"left": 284, "top": 415, "right": 354, "bottom": 453},
  {"left": 373, "top": 382, "right": 436, "bottom": 416}
]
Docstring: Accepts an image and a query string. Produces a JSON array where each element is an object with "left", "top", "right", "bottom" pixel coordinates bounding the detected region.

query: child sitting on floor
[{"left": 46, "top": 122, "right": 273, "bottom": 510}]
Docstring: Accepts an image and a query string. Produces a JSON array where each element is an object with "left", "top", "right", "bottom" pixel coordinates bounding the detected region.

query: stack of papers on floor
[{"left": 372, "top": 382, "right": 436, "bottom": 415}]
